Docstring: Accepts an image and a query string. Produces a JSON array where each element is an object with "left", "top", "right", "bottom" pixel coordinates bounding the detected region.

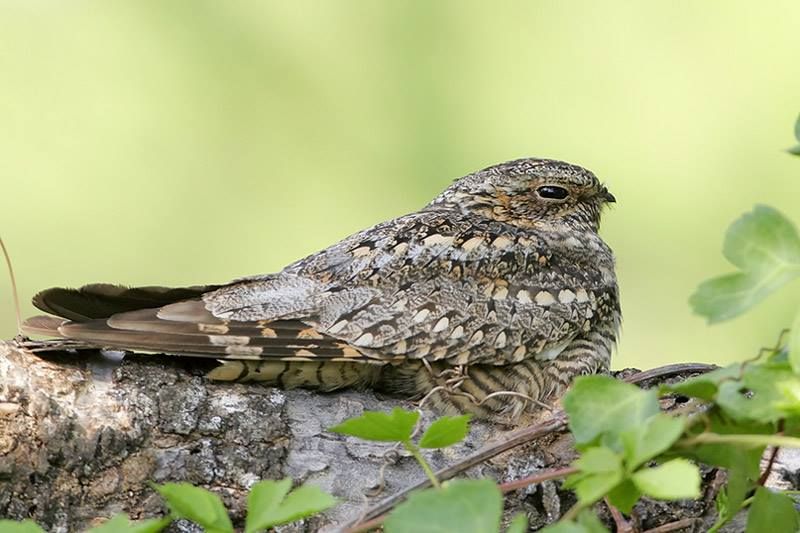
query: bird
[{"left": 20, "top": 158, "right": 620, "bottom": 419}]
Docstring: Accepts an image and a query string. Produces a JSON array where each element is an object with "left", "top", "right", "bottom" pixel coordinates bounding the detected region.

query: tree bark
[{"left": 0, "top": 342, "right": 796, "bottom": 532}]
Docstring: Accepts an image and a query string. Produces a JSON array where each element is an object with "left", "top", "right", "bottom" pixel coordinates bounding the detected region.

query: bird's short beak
[{"left": 602, "top": 188, "right": 616, "bottom": 203}]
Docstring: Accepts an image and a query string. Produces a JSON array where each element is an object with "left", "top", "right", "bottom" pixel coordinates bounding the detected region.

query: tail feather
[
  {"left": 20, "top": 315, "right": 67, "bottom": 337},
  {"left": 23, "top": 283, "right": 392, "bottom": 390},
  {"left": 33, "top": 283, "right": 220, "bottom": 321}
]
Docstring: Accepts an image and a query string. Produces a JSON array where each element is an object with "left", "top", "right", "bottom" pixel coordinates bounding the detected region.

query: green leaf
[
  {"left": 86, "top": 514, "right": 171, "bottom": 533},
  {"left": 790, "top": 310, "right": 800, "bottom": 374},
  {"left": 245, "top": 478, "right": 292, "bottom": 533},
  {"left": 607, "top": 479, "right": 641, "bottom": 515},
  {"left": 573, "top": 446, "right": 622, "bottom": 474},
  {"left": 745, "top": 487, "right": 799, "bottom": 533},
  {"left": 575, "top": 511, "right": 609, "bottom": 533},
  {"left": 0, "top": 520, "right": 46, "bottom": 533},
  {"left": 247, "top": 483, "right": 335, "bottom": 532},
  {"left": 565, "top": 447, "right": 624, "bottom": 505},
  {"left": 384, "top": 479, "right": 502, "bottom": 533},
  {"left": 563, "top": 376, "right": 660, "bottom": 447},
  {"left": 724, "top": 206, "right": 800, "bottom": 270},
  {"left": 690, "top": 205, "right": 800, "bottom": 323},
  {"left": 155, "top": 483, "right": 234, "bottom": 533},
  {"left": 685, "top": 413, "right": 768, "bottom": 478},
  {"left": 418, "top": 414, "right": 471, "bottom": 449},
  {"left": 708, "top": 455, "right": 752, "bottom": 532},
  {"left": 631, "top": 459, "right": 701, "bottom": 500},
  {"left": 505, "top": 513, "right": 529, "bottom": 533},
  {"left": 664, "top": 364, "right": 740, "bottom": 401},
  {"left": 574, "top": 471, "right": 624, "bottom": 505},
  {"left": 329, "top": 407, "right": 420, "bottom": 442},
  {"left": 621, "top": 413, "right": 685, "bottom": 470},
  {"left": 540, "top": 510, "right": 609, "bottom": 533},
  {"left": 716, "top": 363, "right": 800, "bottom": 422}
]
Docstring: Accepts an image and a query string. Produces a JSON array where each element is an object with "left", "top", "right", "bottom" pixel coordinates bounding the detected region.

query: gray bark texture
[{"left": 0, "top": 342, "right": 797, "bottom": 532}]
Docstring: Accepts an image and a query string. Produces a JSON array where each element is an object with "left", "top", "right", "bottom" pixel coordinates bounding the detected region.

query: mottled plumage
[{"left": 22, "top": 158, "right": 620, "bottom": 418}]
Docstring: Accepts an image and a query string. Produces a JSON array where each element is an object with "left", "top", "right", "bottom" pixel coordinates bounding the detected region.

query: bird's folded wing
[{"left": 22, "top": 302, "right": 394, "bottom": 362}]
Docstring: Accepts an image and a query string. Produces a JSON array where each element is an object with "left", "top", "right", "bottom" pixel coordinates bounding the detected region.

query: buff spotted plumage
[{"left": 22, "top": 158, "right": 620, "bottom": 419}]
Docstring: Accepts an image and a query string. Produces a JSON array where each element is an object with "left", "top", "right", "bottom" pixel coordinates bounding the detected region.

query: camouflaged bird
[{"left": 22, "top": 158, "right": 620, "bottom": 419}]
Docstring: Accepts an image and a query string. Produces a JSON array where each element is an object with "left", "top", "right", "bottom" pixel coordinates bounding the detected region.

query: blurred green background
[{"left": 1, "top": 1, "right": 799, "bottom": 369}]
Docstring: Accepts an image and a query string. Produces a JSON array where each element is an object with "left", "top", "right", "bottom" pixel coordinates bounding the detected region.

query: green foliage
[
  {"left": 155, "top": 483, "right": 234, "bottom": 533},
  {"left": 746, "top": 487, "right": 799, "bottom": 533},
  {"left": 329, "top": 408, "right": 475, "bottom": 490},
  {"left": 329, "top": 407, "right": 420, "bottom": 442},
  {"left": 152, "top": 478, "right": 335, "bottom": 533},
  {"left": 245, "top": 479, "right": 336, "bottom": 533},
  {"left": 505, "top": 514, "right": 529, "bottom": 533},
  {"left": 685, "top": 191, "right": 800, "bottom": 529},
  {"left": 690, "top": 205, "right": 800, "bottom": 323},
  {"left": 0, "top": 520, "right": 45, "bottom": 533},
  {"left": 563, "top": 376, "right": 659, "bottom": 446},
  {"left": 621, "top": 413, "right": 685, "bottom": 469},
  {"left": 418, "top": 414, "right": 472, "bottom": 448},
  {"left": 565, "top": 447, "right": 623, "bottom": 504},
  {"left": 563, "top": 376, "right": 700, "bottom": 517},
  {"left": 629, "top": 459, "right": 700, "bottom": 500},
  {"left": 384, "top": 479, "right": 503, "bottom": 533},
  {"left": 1, "top": 477, "right": 336, "bottom": 533}
]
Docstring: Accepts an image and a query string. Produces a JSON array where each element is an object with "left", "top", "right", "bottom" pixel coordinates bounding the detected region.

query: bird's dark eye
[{"left": 536, "top": 185, "right": 569, "bottom": 200}]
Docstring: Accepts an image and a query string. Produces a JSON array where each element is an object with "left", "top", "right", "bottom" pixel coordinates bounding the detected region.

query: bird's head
[{"left": 429, "top": 158, "right": 615, "bottom": 232}]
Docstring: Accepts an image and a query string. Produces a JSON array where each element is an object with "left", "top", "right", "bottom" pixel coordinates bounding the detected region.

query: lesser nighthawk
[{"left": 22, "top": 158, "right": 620, "bottom": 418}]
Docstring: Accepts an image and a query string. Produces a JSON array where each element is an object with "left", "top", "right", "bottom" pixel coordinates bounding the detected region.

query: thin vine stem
[
  {"left": 402, "top": 441, "right": 441, "bottom": 489},
  {"left": 0, "top": 236, "right": 22, "bottom": 336},
  {"left": 679, "top": 432, "right": 800, "bottom": 449}
]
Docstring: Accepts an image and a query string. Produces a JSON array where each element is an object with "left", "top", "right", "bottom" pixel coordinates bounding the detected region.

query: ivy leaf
[
  {"left": 0, "top": 520, "right": 46, "bottom": 533},
  {"left": 418, "top": 415, "right": 472, "bottom": 449},
  {"left": 155, "top": 483, "right": 234, "bottom": 533},
  {"left": 384, "top": 479, "right": 502, "bottom": 533},
  {"left": 621, "top": 413, "right": 685, "bottom": 470},
  {"left": 505, "top": 513, "right": 529, "bottom": 533},
  {"left": 790, "top": 309, "right": 800, "bottom": 374},
  {"left": 245, "top": 479, "right": 336, "bottom": 532},
  {"left": 540, "top": 510, "right": 609, "bottom": 532},
  {"left": 563, "top": 376, "right": 660, "bottom": 447},
  {"left": 329, "top": 407, "right": 419, "bottom": 443},
  {"left": 690, "top": 205, "right": 800, "bottom": 323},
  {"left": 745, "top": 487, "right": 799, "bottom": 533},
  {"left": 86, "top": 514, "right": 171, "bottom": 533},
  {"left": 631, "top": 459, "right": 701, "bottom": 500},
  {"left": 565, "top": 447, "right": 624, "bottom": 505}
]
